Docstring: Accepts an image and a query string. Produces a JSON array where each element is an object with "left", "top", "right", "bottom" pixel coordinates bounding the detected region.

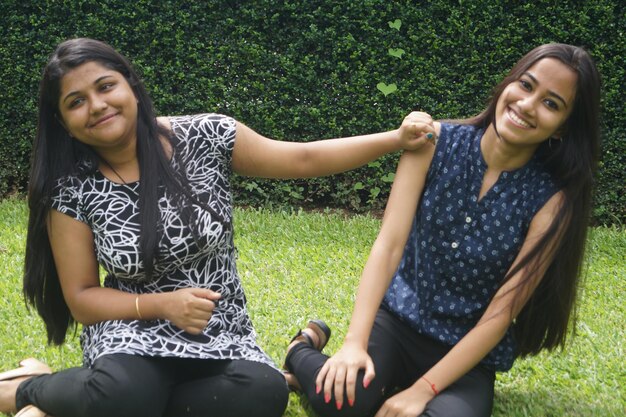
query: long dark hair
[
  {"left": 466, "top": 44, "right": 601, "bottom": 355},
  {"left": 24, "top": 38, "right": 225, "bottom": 345}
]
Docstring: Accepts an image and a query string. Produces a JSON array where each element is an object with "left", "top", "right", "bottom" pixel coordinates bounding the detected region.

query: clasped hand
[
  {"left": 164, "top": 288, "right": 221, "bottom": 334},
  {"left": 397, "top": 111, "right": 437, "bottom": 150}
]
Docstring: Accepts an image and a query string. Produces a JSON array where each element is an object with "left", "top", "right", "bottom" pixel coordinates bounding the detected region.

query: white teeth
[{"left": 507, "top": 109, "right": 531, "bottom": 128}]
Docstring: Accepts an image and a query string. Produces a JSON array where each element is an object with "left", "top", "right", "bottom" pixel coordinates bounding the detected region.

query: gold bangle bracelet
[{"left": 135, "top": 295, "right": 143, "bottom": 320}]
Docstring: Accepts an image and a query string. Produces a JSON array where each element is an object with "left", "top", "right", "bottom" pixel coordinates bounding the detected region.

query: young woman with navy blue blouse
[
  {"left": 284, "top": 43, "right": 601, "bottom": 417},
  {"left": 0, "top": 38, "right": 434, "bottom": 417}
]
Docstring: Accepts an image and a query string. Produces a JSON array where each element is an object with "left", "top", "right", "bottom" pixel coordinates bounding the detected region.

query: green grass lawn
[{"left": 1, "top": 198, "right": 624, "bottom": 416}]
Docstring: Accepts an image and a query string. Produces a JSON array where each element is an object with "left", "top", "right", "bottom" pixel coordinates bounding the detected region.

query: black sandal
[
  {"left": 284, "top": 320, "right": 332, "bottom": 393},
  {"left": 288, "top": 319, "right": 331, "bottom": 352}
]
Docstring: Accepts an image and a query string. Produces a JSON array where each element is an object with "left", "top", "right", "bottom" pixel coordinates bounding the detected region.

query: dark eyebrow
[
  {"left": 62, "top": 75, "right": 116, "bottom": 104},
  {"left": 523, "top": 72, "right": 569, "bottom": 109}
]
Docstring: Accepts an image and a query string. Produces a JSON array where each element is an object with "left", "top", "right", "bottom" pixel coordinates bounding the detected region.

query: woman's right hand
[
  {"left": 397, "top": 111, "right": 438, "bottom": 150},
  {"left": 316, "top": 342, "right": 376, "bottom": 410},
  {"left": 162, "top": 288, "right": 221, "bottom": 334}
]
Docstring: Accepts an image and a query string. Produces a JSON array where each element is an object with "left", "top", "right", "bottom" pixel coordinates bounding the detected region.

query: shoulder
[
  {"left": 528, "top": 190, "right": 566, "bottom": 238},
  {"left": 162, "top": 114, "right": 237, "bottom": 162},
  {"left": 437, "top": 122, "right": 483, "bottom": 141},
  {"left": 157, "top": 116, "right": 171, "bottom": 131},
  {"left": 541, "top": 190, "right": 565, "bottom": 213},
  {"left": 430, "top": 121, "right": 483, "bottom": 160},
  {"left": 51, "top": 173, "right": 92, "bottom": 223},
  {"left": 524, "top": 156, "right": 561, "bottom": 201},
  {"left": 53, "top": 170, "right": 91, "bottom": 198},
  {"left": 161, "top": 113, "right": 236, "bottom": 136}
]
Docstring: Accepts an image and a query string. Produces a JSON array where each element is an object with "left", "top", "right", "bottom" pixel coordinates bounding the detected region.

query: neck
[
  {"left": 97, "top": 144, "right": 140, "bottom": 184},
  {"left": 481, "top": 124, "right": 538, "bottom": 171},
  {"left": 99, "top": 153, "right": 138, "bottom": 171}
]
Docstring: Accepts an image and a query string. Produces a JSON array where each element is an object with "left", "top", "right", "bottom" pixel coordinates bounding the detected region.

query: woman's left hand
[
  {"left": 374, "top": 384, "right": 434, "bottom": 417},
  {"left": 397, "top": 111, "right": 437, "bottom": 151}
]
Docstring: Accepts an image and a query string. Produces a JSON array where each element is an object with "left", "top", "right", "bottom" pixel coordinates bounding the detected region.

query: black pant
[
  {"left": 16, "top": 354, "right": 289, "bottom": 417},
  {"left": 286, "top": 308, "right": 495, "bottom": 417}
]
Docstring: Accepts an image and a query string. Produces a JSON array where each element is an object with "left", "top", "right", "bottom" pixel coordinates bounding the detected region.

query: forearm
[
  {"left": 69, "top": 286, "right": 168, "bottom": 325},
  {"left": 414, "top": 315, "right": 509, "bottom": 397},
  {"left": 296, "top": 130, "right": 403, "bottom": 178},
  {"left": 300, "top": 113, "right": 438, "bottom": 177}
]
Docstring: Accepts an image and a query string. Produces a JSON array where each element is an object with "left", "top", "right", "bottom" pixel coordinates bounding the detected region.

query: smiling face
[
  {"left": 494, "top": 58, "right": 578, "bottom": 149},
  {"left": 57, "top": 61, "right": 138, "bottom": 154}
]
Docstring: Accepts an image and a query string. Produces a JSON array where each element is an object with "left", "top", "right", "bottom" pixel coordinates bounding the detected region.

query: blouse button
[
  {"left": 465, "top": 216, "right": 472, "bottom": 223},
  {"left": 451, "top": 242, "right": 459, "bottom": 249}
]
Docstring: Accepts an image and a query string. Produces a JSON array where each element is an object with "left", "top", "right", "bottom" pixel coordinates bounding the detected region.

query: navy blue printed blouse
[{"left": 382, "top": 123, "right": 558, "bottom": 371}]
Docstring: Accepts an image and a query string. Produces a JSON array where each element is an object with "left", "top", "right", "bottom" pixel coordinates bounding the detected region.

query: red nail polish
[
  {"left": 316, "top": 385, "right": 321, "bottom": 394},
  {"left": 363, "top": 379, "right": 370, "bottom": 389},
  {"left": 325, "top": 394, "right": 331, "bottom": 403},
  {"left": 349, "top": 399, "right": 355, "bottom": 407},
  {"left": 336, "top": 401, "right": 343, "bottom": 410}
]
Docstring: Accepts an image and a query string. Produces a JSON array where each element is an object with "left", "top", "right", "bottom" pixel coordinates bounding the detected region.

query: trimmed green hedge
[{"left": 1, "top": 0, "right": 624, "bottom": 224}]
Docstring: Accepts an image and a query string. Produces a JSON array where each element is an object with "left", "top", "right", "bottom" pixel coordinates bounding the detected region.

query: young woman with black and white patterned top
[{"left": 0, "top": 38, "right": 434, "bottom": 417}]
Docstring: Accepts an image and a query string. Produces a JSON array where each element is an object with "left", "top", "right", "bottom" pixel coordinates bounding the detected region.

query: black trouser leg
[
  {"left": 16, "top": 354, "right": 288, "bottom": 417},
  {"left": 285, "top": 309, "right": 408, "bottom": 417},
  {"left": 16, "top": 354, "right": 173, "bottom": 417},
  {"left": 286, "top": 308, "right": 495, "bottom": 417},
  {"left": 164, "top": 359, "right": 288, "bottom": 417}
]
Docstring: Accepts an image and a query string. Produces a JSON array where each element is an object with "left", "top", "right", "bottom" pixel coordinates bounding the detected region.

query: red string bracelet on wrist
[{"left": 421, "top": 376, "right": 439, "bottom": 395}]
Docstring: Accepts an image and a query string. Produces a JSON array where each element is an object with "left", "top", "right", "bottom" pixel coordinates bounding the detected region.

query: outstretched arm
[
  {"left": 47, "top": 210, "right": 219, "bottom": 334},
  {"left": 232, "top": 112, "right": 436, "bottom": 179},
  {"left": 316, "top": 133, "right": 438, "bottom": 408},
  {"left": 373, "top": 191, "right": 566, "bottom": 417}
]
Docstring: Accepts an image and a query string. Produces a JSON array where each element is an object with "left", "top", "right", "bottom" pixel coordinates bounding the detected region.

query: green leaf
[
  {"left": 376, "top": 82, "right": 398, "bottom": 96},
  {"left": 388, "top": 48, "right": 405, "bottom": 59},
  {"left": 381, "top": 172, "right": 395, "bottom": 183},
  {"left": 388, "top": 19, "right": 402, "bottom": 30}
]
